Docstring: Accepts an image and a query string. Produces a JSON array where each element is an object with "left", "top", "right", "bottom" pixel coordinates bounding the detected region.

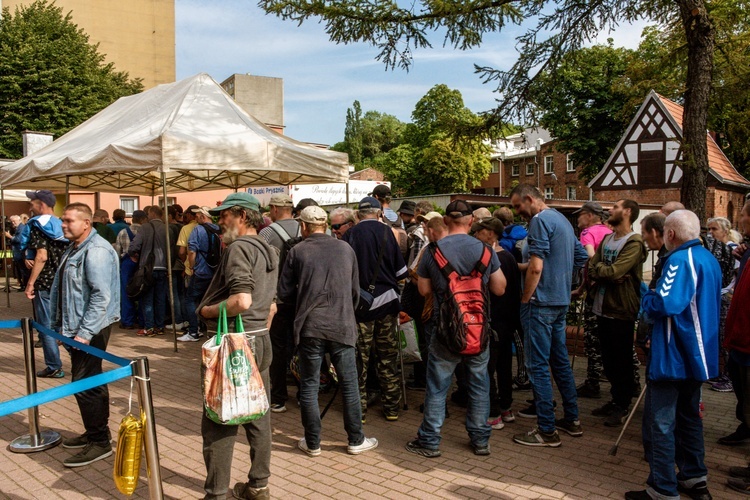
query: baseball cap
[
  {"left": 573, "top": 201, "right": 605, "bottom": 217},
  {"left": 185, "top": 205, "right": 200, "bottom": 214},
  {"left": 445, "top": 200, "right": 472, "bottom": 218},
  {"left": 298, "top": 206, "right": 328, "bottom": 224},
  {"left": 294, "top": 198, "right": 319, "bottom": 214},
  {"left": 358, "top": 196, "right": 381, "bottom": 210},
  {"left": 269, "top": 193, "right": 294, "bottom": 207},
  {"left": 417, "top": 211, "right": 442, "bottom": 223},
  {"left": 26, "top": 190, "right": 56, "bottom": 208},
  {"left": 471, "top": 217, "right": 504, "bottom": 237},
  {"left": 209, "top": 192, "right": 261, "bottom": 215},
  {"left": 371, "top": 184, "right": 391, "bottom": 197},
  {"left": 398, "top": 200, "right": 416, "bottom": 215},
  {"left": 190, "top": 206, "right": 212, "bottom": 218}
]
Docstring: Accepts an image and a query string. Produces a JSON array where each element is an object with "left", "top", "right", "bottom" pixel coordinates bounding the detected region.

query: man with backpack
[
  {"left": 405, "top": 200, "right": 505, "bottom": 458},
  {"left": 259, "top": 193, "right": 300, "bottom": 412},
  {"left": 178, "top": 206, "right": 220, "bottom": 342},
  {"left": 587, "top": 199, "right": 647, "bottom": 427},
  {"left": 510, "top": 184, "right": 588, "bottom": 447}
]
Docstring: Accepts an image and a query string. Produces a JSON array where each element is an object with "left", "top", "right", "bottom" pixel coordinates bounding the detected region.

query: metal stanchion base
[{"left": 9, "top": 430, "right": 61, "bottom": 453}]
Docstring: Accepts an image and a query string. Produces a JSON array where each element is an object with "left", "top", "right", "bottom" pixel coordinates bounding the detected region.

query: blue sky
[{"left": 176, "top": 1, "right": 650, "bottom": 147}]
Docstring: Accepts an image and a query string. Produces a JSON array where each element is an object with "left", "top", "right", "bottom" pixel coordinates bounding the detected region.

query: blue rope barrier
[{"left": 0, "top": 319, "right": 134, "bottom": 418}]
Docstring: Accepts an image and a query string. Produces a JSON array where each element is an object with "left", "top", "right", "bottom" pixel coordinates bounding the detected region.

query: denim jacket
[{"left": 50, "top": 230, "right": 121, "bottom": 341}]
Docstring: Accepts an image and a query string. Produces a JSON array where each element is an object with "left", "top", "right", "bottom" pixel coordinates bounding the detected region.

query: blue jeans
[
  {"left": 33, "top": 290, "right": 62, "bottom": 371},
  {"left": 643, "top": 380, "right": 707, "bottom": 499},
  {"left": 298, "top": 337, "right": 364, "bottom": 449},
  {"left": 521, "top": 303, "right": 578, "bottom": 433},
  {"left": 185, "top": 274, "right": 213, "bottom": 335},
  {"left": 417, "top": 334, "right": 491, "bottom": 449},
  {"left": 141, "top": 270, "right": 168, "bottom": 330},
  {"left": 120, "top": 257, "right": 138, "bottom": 326}
]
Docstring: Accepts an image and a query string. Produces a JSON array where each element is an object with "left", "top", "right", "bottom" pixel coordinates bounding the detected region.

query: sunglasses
[{"left": 332, "top": 222, "right": 352, "bottom": 230}]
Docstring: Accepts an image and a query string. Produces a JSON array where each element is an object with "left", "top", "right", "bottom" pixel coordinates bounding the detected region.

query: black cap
[
  {"left": 445, "top": 199, "right": 472, "bottom": 218},
  {"left": 471, "top": 217, "right": 504, "bottom": 237},
  {"left": 398, "top": 200, "right": 416, "bottom": 215},
  {"left": 573, "top": 201, "right": 606, "bottom": 217}
]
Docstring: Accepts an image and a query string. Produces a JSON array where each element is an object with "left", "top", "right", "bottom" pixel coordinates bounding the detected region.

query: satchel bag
[{"left": 202, "top": 303, "right": 269, "bottom": 425}]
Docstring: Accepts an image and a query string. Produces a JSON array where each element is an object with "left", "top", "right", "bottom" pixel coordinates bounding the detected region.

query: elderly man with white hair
[{"left": 626, "top": 210, "right": 721, "bottom": 500}]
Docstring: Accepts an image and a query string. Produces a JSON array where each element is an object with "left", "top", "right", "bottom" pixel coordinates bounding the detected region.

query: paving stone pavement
[{"left": 0, "top": 289, "right": 745, "bottom": 499}]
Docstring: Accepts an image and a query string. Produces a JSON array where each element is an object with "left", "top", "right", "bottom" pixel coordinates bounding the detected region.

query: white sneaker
[
  {"left": 298, "top": 438, "right": 321, "bottom": 457},
  {"left": 347, "top": 436, "right": 378, "bottom": 455},
  {"left": 166, "top": 321, "right": 187, "bottom": 331},
  {"left": 176, "top": 333, "right": 200, "bottom": 342},
  {"left": 487, "top": 416, "right": 505, "bottom": 430}
]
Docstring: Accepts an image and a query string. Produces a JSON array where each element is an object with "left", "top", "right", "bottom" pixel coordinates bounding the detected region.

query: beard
[
  {"left": 222, "top": 224, "right": 239, "bottom": 244},
  {"left": 608, "top": 213, "right": 622, "bottom": 227}
]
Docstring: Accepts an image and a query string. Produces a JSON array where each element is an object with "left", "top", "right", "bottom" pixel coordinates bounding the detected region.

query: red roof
[{"left": 657, "top": 94, "right": 749, "bottom": 187}]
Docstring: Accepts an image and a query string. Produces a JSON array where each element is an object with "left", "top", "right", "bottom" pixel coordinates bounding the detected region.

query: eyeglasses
[{"left": 332, "top": 222, "right": 352, "bottom": 230}]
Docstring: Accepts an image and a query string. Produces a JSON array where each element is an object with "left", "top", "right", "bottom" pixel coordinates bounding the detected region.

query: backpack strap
[
  {"left": 269, "top": 222, "right": 293, "bottom": 242},
  {"left": 473, "top": 245, "right": 492, "bottom": 276},
  {"left": 430, "top": 245, "right": 458, "bottom": 281}
]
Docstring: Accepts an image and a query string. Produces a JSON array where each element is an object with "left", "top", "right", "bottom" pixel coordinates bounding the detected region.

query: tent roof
[{"left": 0, "top": 73, "right": 350, "bottom": 195}]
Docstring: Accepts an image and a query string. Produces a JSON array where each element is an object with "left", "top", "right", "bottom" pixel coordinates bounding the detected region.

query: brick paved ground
[{"left": 0, "top": 288, "right": 745, "bottom": 499}]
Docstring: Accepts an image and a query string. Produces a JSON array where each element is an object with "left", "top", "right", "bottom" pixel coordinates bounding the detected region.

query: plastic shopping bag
[
  {"left": 202, "top": 303, "right": 269, "bottom": 425},
  {"left": 398, "top": 318, "right": 421, "bottom": 363}
]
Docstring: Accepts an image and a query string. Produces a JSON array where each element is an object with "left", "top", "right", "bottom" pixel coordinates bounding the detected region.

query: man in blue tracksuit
[{"left": 626, "top": 210, "right": 720, "bottom": 500}]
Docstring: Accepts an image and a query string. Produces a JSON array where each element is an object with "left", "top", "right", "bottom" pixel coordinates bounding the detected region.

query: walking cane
[
  {"left": 571, "top": 293, "right": 585, "bottom": 369},
  {"left": 609, "top": 382, "right": 647, "bottom": 456},
  {"left": 397, "top": 326, "right": 408, "bottom": 411}
]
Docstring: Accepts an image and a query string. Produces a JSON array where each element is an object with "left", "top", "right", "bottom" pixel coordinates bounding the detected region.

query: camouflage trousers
[
  {"left": 356, "top": 313, "right": 402, "bottom": 417},
  {"left": 582, "top": 303, "right": 641, "bottom": 387}
]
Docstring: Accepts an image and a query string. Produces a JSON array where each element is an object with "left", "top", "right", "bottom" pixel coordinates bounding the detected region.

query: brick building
[
  {"left": 472, "top": 128, "right": 591, "bottom": 200},
  {"left": 590, "top": 91, "right": 750, "bottom": 225}
]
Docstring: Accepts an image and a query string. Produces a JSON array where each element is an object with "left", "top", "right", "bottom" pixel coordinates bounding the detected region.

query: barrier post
[
  {"left": 9, "top": 317, "right": 62, "bottom": 453},
  {"left": 133, "top": 356, "right": 164, "bottom": 499}
]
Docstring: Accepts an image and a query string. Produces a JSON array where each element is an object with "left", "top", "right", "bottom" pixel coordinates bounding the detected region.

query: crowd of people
[{"left": 10, "top": 184, "right": 750, "bottom": 499}]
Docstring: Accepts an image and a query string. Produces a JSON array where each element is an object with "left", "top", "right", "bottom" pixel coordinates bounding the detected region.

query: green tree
[
  {"left": 0, "top": 0, "right": 142, "bottom": 158},
  {"left": 332, "top": 101, "right": 405, "bottom": 169},
  {"left": 529, "top": 41, "right": 633, "bottom": 182},
  {"left": 260, "top": 0, "right": 717, "bottom": 221}
]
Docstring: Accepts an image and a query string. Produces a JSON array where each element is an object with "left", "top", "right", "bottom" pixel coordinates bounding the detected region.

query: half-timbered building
[{"left": 589, "top": 91, "right": 750, "bottom": 224}]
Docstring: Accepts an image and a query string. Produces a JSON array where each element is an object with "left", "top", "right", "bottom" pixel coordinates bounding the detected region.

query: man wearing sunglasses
[{"left": 330, "top": 207, "right": 356, "bottom": 239}]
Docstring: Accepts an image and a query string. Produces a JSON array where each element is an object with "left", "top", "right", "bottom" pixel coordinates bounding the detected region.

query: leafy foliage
[
  {"left": 0, "top": 0, "right": 142, "bottom": 158},
  {"left": 332, "top": 100, "right": 405, "bottom": 169}
]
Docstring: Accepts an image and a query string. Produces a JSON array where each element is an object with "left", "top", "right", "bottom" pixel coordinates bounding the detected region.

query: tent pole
[
  {"left": 65, "top": 176, "right": 70, "bottom": 206},
  {"left": 162, "top": 173, "right": 178, "bottom": 353},
  {"left": 345, "top": 180, "right": 350, "bottom": 207},
  {"left": 1, "top": 188, "right": 9, "bottom": 307}
]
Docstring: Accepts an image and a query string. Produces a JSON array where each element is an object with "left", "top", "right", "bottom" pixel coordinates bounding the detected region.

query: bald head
[
  {"left": 664, "top": 210, "right": 700, "bottom": 250},
  {"left": 660, "top": 201, "right": 685, "bottom": 216}
]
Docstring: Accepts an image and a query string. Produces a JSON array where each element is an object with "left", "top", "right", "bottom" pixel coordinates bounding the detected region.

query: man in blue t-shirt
[
  {"left": 405, "top": 200, "right": 505, "bottom": 458},
  {"left": 510, "top": 184, "right": 588, "bottom": 448},
  {"left": 178, "top": 206, "right": 220, "bottom": 342}
]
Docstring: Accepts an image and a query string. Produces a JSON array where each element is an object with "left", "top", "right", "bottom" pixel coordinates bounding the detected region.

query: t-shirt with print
[
  {"left": 28, "top": 225, "right": 68, "bottom": 292},
  {"left": 418, "top": 233, "right": 501, "bottom": 322},
  {"left": 580, "top": 223, "right": 612, "bottom": 252},
  {"left": 592, "top": 231, "right": 636, "bottom": 316}
]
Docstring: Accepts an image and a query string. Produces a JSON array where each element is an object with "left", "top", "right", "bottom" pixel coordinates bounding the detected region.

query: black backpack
[
  {"left": 430, "top": 243, "right": 492, "bottom": 356},
  {"left": 268, "top": 222, "right": 302, "bottom": 271},
  {"left": 200, "top": 223, "right": 224, "bottom": 269}
]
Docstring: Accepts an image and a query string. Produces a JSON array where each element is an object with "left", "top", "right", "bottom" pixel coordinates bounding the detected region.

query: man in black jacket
[{"left": 278, "top": 206, "right": 378, "bottom": 457}]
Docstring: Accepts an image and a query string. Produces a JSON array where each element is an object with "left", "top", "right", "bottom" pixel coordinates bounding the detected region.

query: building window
[
  {"left": 567, "top": 186, "right": 576, "bottom": 200},
  {"left": 544, "top": 156, "right": 554, "bottom": 174},
  {"left": 567, "top": 154, "right": 575, "bottom": 172},
  {"left": 120, "top": 197, "right": 138, "bottom": 216},
  {"left": 511, "top": 164, "right": 519, "bottom": 177},
  {"left": 158, "top": 197, "right": 177, "bottom": 207},
  {"left": 490, "top": 160, "right": 499, "bottom": 174},
  {"left": 526, "top": 163, "right": 534, "bottom": 175},
  {"left": 544, "top": 187, "right": 553, "bottom": 199}
]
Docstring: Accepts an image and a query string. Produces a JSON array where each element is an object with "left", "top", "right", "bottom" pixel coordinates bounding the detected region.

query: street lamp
[{"left": 498, "top": 151, "right": 506, "bottom": 195}]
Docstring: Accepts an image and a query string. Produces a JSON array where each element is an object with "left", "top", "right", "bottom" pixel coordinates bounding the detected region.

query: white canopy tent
[
  {"left": 0, "top": 73, "right": 349, "bottom": 192},
  {"left": 0, "top": 73, "right": 350, "bottom": 350}
]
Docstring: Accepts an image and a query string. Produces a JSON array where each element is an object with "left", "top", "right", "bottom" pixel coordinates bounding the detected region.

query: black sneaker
[
  {"left": 730, "top": 466, "right": 750, "bottom": 479},
  {"left": 727, "top": 477, "right": 750, "bottom": 496},
  {"left": 63, "top": 442, "right": 112, "bottom": 467},
  {"left": 62, "top": 434, "right": 89, "bottom": 449},
  {"left": 624, "top": 491, "right": 652, "bottom": 500},
  {"left": 471, "top": 442, "right": 490, "bottom": 456},
  {"left": 677, "top": 480, "right": 712, "bottom": 500},
  {"left": 591, "top": 401, "right": 617, "bottom": 417},
  {"left": 232, "top": 482, "right": 270, "bottom": 500},
  {"left": 406, "top": 381, "right": 426, "bottom": 391},
  {"left": 513, "top": 427, "right": 561, "bottom": 447},
  {"left": 555, "top": 419, "right": 583, "bottom": 437},
  {"left": 513, "top": 377, "right": 532, "bottom": 390},
  {"left": 718, "top": 427, "right": 750, "bottom": 446},
  {"left": 603, "top": 405, "right": 629, "bottom": 427},
  {"left": 405, "top": 439, "right": 441, "bottom": 458},
  {"left": 576, "top": 381, "right": 601, "bottom": 399},
  {"left": 37, "top": 367, "right": 64, "bottom": 378}
]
